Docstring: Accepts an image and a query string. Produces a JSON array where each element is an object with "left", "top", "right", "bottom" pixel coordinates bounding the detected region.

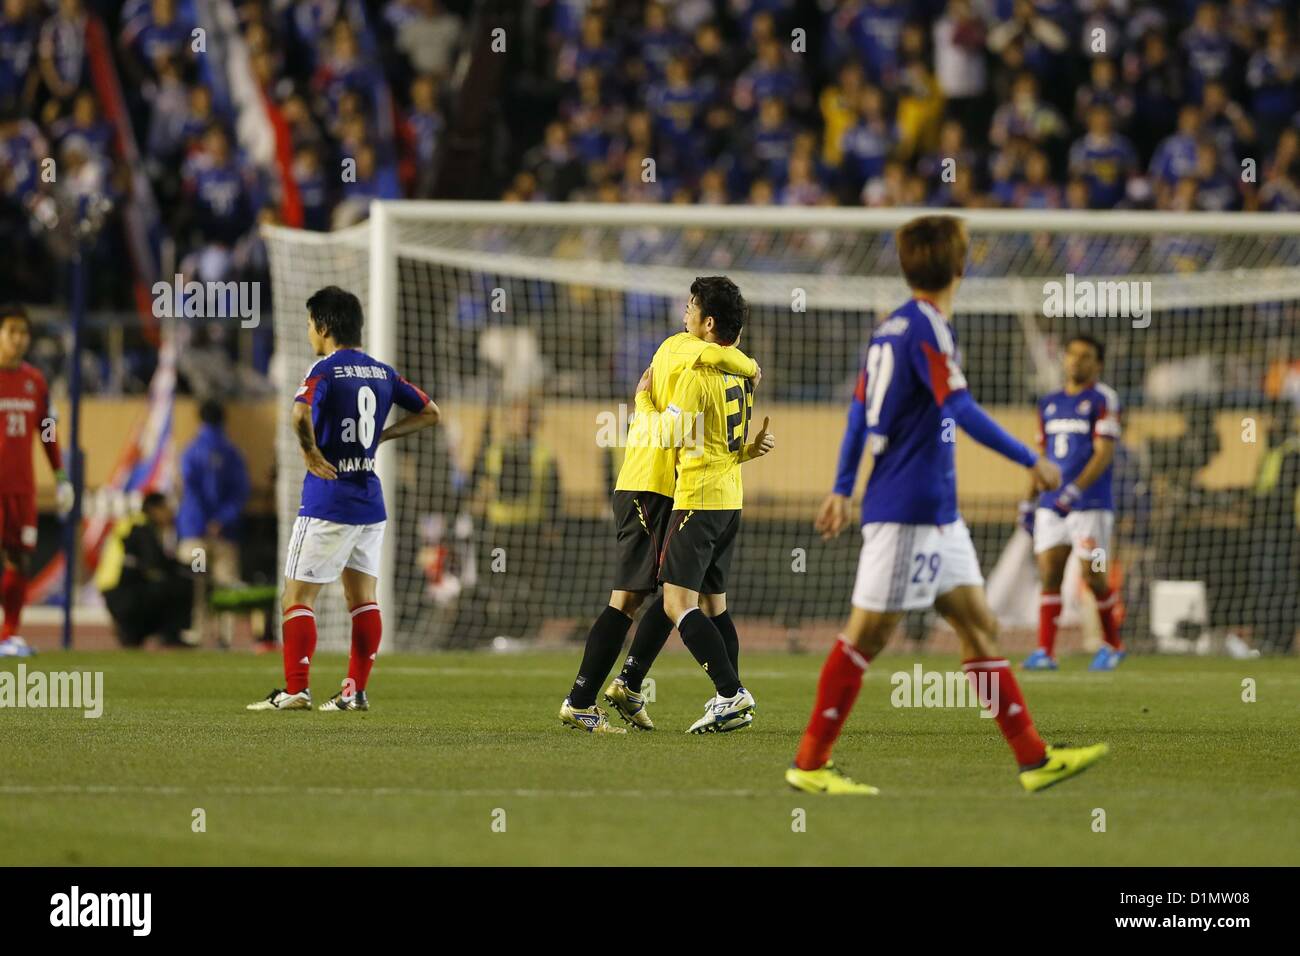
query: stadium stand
[{"left": 7, "top": 2, "right": 1300, "bottom": 323}]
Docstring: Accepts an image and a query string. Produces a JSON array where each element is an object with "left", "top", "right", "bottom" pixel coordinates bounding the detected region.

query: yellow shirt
[
  {"left": 896, "top": 68, "right": 944, "bottom": 160},
  {"left": 616, "top": 332, "right": 756, "bottom": 499},
  {"left": 635, "top": 359, "right": 754, "bottom": 511},
  {"left": 820, "top": 85, "right": 857, "bottom": 167},
  {"left": 94, "top": 514, "right": 146, "bottom": 592}
]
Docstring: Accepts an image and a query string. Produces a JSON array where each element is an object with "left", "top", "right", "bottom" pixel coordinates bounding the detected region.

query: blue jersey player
[
  {"left": 248, "top": 287, "right": 440, "bottom": 713},
  {"left": 1022, "top": 334, "right": 1125, "bottom": 672},
  {"left": 786, "top": 215, "right": 1109, "bottom": 795}
]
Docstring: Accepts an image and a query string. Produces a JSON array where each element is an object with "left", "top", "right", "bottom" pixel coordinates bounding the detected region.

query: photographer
[{"left": 95, "top": 492, "right": 194, "bottom": 648}]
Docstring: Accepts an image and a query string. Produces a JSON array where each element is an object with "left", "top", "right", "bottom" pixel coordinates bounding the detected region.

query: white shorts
[
  {"left": 283, "top": 516, "right": 385, "bottom": 584},
  {"left": 1033, "top": 508, "right": 1113, "bottom": 561},
  {"left": 851, "top": 520, "right": 985, "bottom": 613}
]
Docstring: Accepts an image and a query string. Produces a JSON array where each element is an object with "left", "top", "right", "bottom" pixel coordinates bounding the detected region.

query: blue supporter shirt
[
  {"left": 1248, "top": 52, "right": 1298, "bottom": 122},
  {"left": 1182, "top": 29, "right": 1232, "bottom": 97},
  {"left": 188, "top": 159, "right": 255, "bottom": 242},
  {"left": 1069, "top": 133, "right": 1137, "bottom": 208},
  {"left": 0, "top": 20, "right": 36, "bottom": 101},
  {"left": 850, "top": 1, "right": 905, "bottom": 83},
  {"left": 1148, "top": 132, "right": 1199, "bottom": 185},
  {"left": 178, "top": 424, "right": 250, "bottom": 539},
  {"left": 1035, "top": 383, "right": 1121, "bottom": 512},
  {"left": 841, "top": 119, "right": 890, "bottom": 186},
  {"left": 129, "top": 21, "right": 188, "bottom": 66},
  {"left": 294, "top": 348, "right": 431, "bottom": 524}
]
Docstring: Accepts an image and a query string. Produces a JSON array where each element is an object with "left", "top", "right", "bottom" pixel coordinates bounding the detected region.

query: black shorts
[
  {"left": 611, "top": 491, "right": 674, "bottom": 593},
  {"left": 658, "top": 508, "right": 741, "bottom": 595}
]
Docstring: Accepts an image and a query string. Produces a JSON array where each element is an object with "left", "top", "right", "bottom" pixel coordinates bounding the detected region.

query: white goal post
[{"left": 265, "top": 204, "right": 1300, "bottom": 654}]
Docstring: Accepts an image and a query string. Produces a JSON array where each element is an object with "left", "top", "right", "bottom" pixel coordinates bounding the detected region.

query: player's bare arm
[
  {"left": 1024, "top": 425, "right": 1047, "bottom": 501},
  {"left": 377, "top": 399, "right": 441, "bottom": 445},
  {"left": 292, "top": 401, "right": 337, "bottom": 480},
  {"left": 815, "top": 492, "right": 854, "bottom": 540},
  {"left": 1030, "top": 454, "right": 1062, "bottom": 492}
]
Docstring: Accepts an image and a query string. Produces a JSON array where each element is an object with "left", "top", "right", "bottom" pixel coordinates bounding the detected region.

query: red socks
[
  {"left": 1038, "top": 590, "right": 1060, "bottom": 656},
  {"left": 1, "top": 567, "right": 27, "bottom": 639},
  {"left": 795, "top": 636, "right": 871, "bottom": 771},
  {"left": 962, "top": 657, "right": 1047, "bottom": 767},
  {"left": 280, "top": 603, "right": 383, "bottom": 697},
  {"left": 282, "top": 605, "right": 317, "bottom": 694},
  {"left": 794, "top": 643, "right": 1050, "bottom": 772},
  {"left": 1042, "top": 586, "right": 1124, "bottom": 654},
  {"left": 347, "top": 602, "right": 382, "bottom": 694},
  {"left": 1096, "top": 588, "right": 1124, "bottom": 650}
]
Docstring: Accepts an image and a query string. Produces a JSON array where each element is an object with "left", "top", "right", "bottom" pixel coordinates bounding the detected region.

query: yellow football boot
[
  {"left": 784, "top": 761, "right": 880, "bottom": 795},
  {"left": 1020, "top": 743, "right": 1110, "bottom": 792}
]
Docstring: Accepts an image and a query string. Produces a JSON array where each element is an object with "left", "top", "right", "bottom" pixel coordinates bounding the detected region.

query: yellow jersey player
[
  {"left": 559, "top": 278, "right": 760, "bottom": 734},
  {"left": 629, "top": 276, "right": 775, "bottom": 734}
]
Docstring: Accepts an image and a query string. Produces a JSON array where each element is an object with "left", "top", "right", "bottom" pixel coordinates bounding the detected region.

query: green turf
[{"left": 1, "top": 651, "right": 1297, "bottom": 865}]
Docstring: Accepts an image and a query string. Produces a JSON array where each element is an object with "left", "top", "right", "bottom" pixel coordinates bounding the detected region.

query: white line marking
[
  {"left": 0, "top": 784, "right": 763, "bottom": 799},
  {"left": 6, "top": 664, "right": 1291, "bottom": 686}
]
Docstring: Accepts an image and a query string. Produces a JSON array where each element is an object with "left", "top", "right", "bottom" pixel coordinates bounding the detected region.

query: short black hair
[
  {"left": 690, "top": 276, "right": 747, "bottom": 345},
  {"left": 0, "top": 303, "right": 30, "bottom": 329},
  {"left": 1066, "top": 333, "right": 1105, "bottom": 362},
  {"left": 142, "top": 491, "right": 168, "bottom": 511},
  {"left": 199, "top": 399, "right": 225, "bottom": 427},
  {"left": 306, "top": 286, "right": 364, "bottom": 346}
]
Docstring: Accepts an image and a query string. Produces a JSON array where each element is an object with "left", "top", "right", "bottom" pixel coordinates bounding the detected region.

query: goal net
[{"left": 264, "top": 205, "right": 1300, "bottom": 656}]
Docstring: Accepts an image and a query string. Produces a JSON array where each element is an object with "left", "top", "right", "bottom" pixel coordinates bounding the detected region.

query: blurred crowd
[
  {"left": 507, "top": 0, "right": 1300, "bottom": 212},
  {"left": 0, "top": 0, "right": 466, "bottom": 392}
]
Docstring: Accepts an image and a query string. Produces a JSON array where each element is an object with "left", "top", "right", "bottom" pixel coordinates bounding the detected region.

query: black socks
[
  {"left": 677, "top": 608, "right": 741, "bottom": 698},
  {"left": 618, "top": 595, "right": 673, "bottom": 692},
  {"left": 567, "top": 605, "right": 632, "bottom": 709},
  {"left": 711, "top": 609, "right": 740, "bottom": 677}
]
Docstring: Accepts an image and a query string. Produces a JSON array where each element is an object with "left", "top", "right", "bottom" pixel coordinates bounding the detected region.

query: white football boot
[
  {"left": 319, "top": 690, "right": 369, "bottom": 711},
  {"left": 687, "top": 687, "right": 756, "bottom": 734},
  {"left": 246, "top": 688, "right": 312, "bottom": 711},
  {"left": 717, "top": 711, "right": 755, "bottom": 732},
  {"left": 0, "top": 635, "right": 36, "bottom": 657}
]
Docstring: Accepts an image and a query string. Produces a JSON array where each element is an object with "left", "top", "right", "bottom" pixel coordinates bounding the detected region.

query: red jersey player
[{"left": 0, "top": 305, "right": 73, "bottom": 657}]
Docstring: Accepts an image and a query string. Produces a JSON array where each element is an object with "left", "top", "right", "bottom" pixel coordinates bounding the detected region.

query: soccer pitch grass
[{"left": 2, "top": 651, "right": 1297, "bottom": 866}]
